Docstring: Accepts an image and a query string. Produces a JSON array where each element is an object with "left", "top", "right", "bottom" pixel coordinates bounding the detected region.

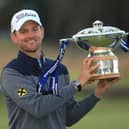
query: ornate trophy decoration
[{"left": 60, "top": 20, "right": 126, "bottom": 80}]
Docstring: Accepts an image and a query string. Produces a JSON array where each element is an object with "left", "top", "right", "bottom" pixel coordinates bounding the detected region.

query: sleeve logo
[{"left": 17, "top": 88, "right": 27, "bottom": 97}]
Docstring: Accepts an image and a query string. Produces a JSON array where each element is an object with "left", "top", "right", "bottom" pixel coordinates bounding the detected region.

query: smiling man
[{"left": 1, "top": 9, "right": 119, "bottom": 129}]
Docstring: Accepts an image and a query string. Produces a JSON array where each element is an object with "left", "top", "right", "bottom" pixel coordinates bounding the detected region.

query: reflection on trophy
[{"left": 60, "top": 20, "right": 126, "bottom": 80}]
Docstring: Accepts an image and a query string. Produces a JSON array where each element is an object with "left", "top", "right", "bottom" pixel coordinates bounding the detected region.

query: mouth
[{"left": 27, "top": 39, "right": 35, "bottom": 44}]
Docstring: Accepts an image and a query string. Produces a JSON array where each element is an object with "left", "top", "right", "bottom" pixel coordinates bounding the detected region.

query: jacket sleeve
[
  {"left": 1, "top": 68, "right": 75, "bottom": 119},
  {"left": 66, "top": 93, "right": 100, "bottom": 126}
]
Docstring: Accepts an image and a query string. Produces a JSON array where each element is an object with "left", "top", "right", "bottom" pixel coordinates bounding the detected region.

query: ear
[{"left": 10, "top": 32, "right": 18, "bottom": 45}]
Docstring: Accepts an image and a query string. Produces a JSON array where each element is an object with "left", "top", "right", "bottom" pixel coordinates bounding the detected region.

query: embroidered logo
[
  {"left": 16, "top": 12, "right": 36, "bottom": 23},
  {"left": 17, "top": 88, "right": 27, "bottom": 97}
]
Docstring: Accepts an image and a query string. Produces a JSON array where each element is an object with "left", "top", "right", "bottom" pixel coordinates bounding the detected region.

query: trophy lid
[
  {"left": 72, "top": 20, "right": 125, "bottom": 48},
  {"left": 73, "top": 20, "right": 125, "bottom": 37}
]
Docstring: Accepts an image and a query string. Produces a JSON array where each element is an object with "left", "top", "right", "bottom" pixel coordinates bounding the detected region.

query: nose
[{"left": 27, "top": 30, "right": 35, "bottom": 38}]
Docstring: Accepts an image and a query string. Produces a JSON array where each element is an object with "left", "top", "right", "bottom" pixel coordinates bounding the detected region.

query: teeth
[{"left": 28, "top": 40, "right": 35, "bottom": 43}]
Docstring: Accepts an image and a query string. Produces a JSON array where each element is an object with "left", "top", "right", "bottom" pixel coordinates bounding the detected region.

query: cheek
[
  {"left": 14, "top": 34, "right": 25, "bottom": 43},
  {"left": 39, "top": 28, "right": 44, "bottom": 40},
  {"left": 35, "top": 34, "right": 43, "bottom": 42}
]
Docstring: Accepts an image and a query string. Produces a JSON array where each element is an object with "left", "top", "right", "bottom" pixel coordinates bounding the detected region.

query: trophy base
[{"left": 94, "top": 73, "right": 120, "bottom": 80}]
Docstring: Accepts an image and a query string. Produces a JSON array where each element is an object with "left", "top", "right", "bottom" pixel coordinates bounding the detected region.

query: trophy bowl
[
  {"left": 72, "top": 20, "right": 125, "bottom": 48},
  {"left": 71, "top": 20, "right": 126, "bottom": 80}
]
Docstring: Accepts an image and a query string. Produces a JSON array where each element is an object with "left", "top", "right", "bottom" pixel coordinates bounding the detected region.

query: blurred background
[{"left": 0, "top": 0, "right": 129, "bottom": 129}]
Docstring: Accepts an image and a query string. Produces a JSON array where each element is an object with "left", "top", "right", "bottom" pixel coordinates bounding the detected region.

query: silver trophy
[{"left": 60, "top": 20, "right": 126, "bottom": 80}]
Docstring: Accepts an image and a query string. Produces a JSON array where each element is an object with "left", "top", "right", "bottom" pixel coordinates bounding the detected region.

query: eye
[
  {"left": 19, "top": 29, "right": 27, "bottom": 34},
  {"left": 33, "top": 26, "right": 39, "bottom": 32}
]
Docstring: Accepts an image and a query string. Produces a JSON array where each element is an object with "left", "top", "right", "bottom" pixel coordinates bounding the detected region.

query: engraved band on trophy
[{"left": 60, "top": 20, "right": 126, "bottom": 80}]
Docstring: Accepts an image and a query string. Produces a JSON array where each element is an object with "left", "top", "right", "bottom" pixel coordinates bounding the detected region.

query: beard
[
  {"left": 19, "top": 41, "right": 42, "bottom": 53},
  {"left": 24, "top": 48, "right": 39, "bottom": 53}
]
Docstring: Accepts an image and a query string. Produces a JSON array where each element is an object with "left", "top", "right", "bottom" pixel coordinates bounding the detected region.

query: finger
[
  {"left": 87, "top": 80, "right": 95, "bottom": 84},
  {"left": 97, "top": 79, "right": 106, "bottom": 86},
  {"left": 83, "top": 57, "right": 91, "bottom": 65},
  {"left": 106, "top": 77, "right": 120, "bottom": 84},
  {"left": 89, "top": 63, "right": 100, "bottom": 73},
  {"left": 89, "top": 73, "right": 102, "bottom": 81},
  {"left": 83, "top": 57, "right": 95, "bottom": 65},
  {"left": 88, "top": 57, "right": 99, "bottom": 68}
]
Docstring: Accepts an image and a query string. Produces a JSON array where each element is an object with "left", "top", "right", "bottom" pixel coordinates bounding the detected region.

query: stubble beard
[{"left": 20, "top": 42, "right": 42, "bottom": 53}]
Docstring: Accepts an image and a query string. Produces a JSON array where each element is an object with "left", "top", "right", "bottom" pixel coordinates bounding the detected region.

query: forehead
[{"left": 20, "top": 20, "right": 39, "bottom": 29}]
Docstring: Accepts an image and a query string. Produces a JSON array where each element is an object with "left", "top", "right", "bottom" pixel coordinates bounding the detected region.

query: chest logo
[{"left": 17, "top": 88, "right": 27, "bottom": 97}]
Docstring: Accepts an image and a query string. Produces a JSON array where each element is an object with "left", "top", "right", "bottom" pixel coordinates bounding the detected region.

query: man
[{"left": 1, "top": 9, "right": 118, "bottom": 129}]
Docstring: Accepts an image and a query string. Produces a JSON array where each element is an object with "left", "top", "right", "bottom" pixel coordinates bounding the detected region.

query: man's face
[{"left": 11, "top": 21, "right": 44, "bottom": 53}]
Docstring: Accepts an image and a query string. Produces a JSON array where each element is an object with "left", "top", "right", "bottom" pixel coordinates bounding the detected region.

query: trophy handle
[{"left": 60, "top": 37, "right": 91, "bottom": 51}]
